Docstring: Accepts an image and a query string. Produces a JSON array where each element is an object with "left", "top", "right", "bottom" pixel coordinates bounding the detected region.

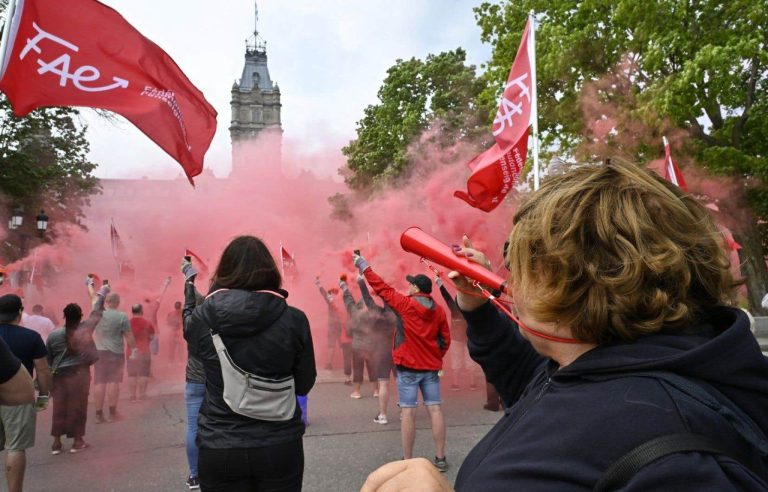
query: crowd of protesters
[
  {"left": 0, "top": 273, "right": 175, "bottom": 490},
  {"left": 1, "top": 162, "right": 768, "bottom": 491}
]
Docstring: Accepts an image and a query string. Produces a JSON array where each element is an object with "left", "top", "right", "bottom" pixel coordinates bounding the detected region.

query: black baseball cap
[
  {"left": 0, "top": 294, "right": 23, "bottom": 323},
  {"left": 406, "top": 274, "right": 432, "bottom": 294}
]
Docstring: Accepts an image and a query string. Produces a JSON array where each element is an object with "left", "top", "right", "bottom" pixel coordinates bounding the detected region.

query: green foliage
[
  {"left": 475, "top": 0, "right": 767, "bottom": 163},
  {"left": 0, "top": 96, "right": 100, "bottom": 259},
  {"left": 475, "top": 0, "right": 768, "bottom": 308},
  {"left": 342, "top": 49, "right": 487, "bottom": 189}
]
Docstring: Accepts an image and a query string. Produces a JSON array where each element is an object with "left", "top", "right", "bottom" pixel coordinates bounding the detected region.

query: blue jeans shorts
[{"left": 396, "top": 369, "right": 441, "bottom": 408}]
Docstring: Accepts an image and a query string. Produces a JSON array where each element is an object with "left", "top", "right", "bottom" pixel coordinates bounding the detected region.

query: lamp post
[
  {"left": 36, "top": 210, "right": 48, "bottom": 237},
  {"left": 9, "top": 206, "right": 23, "bottom": 230}
]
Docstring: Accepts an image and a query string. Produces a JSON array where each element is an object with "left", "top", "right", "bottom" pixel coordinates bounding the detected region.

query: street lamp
[
  {"left": 10, "top": 207, "right": 23, "bottom": 230},
  {"left": 36, "top": 210, "right": 49, "bottom": 236}
]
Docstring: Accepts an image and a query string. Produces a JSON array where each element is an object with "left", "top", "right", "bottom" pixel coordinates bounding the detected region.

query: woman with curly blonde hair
[{"left": 363, "top": 160, "right": 768, "bottom": 491}]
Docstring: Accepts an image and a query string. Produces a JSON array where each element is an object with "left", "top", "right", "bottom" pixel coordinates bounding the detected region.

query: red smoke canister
[{"left": 399, "top": 227, "right": 509, "bottom": 295}]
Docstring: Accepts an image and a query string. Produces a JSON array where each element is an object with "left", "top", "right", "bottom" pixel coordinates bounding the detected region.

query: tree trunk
[{"left": 733, "top": 225, "right": 768, "bottom": 315}]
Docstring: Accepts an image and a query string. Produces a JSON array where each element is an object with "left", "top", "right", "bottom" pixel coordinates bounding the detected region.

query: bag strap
[
  {"left": 594, "top": 433, "right": 761, "bottom": 491},
  {"left": 50, "top": 347, "right": 68, "bottom": 373}
]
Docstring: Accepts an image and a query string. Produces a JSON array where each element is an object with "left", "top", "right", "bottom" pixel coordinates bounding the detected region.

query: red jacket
[{"left": 363, "top": 267, "right": 450, "bottom": 371}]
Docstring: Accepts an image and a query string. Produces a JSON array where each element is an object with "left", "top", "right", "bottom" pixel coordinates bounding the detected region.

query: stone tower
[{"left": 229, "top": 2, "right": 282, "bottom": 177}]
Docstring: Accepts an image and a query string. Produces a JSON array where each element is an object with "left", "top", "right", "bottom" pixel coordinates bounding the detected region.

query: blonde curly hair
[{"left": 507, "top": 159, "right": 737, "bottom": 344}]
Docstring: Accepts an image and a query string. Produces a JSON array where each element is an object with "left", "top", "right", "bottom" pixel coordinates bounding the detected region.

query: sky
[{"left": 82, "top": 0, "right": 494, "bottom": 179}]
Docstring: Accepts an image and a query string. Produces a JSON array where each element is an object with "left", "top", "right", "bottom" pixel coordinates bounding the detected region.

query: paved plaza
[{"left": 16, "top": 370, "right": 500, "bottom": 491}]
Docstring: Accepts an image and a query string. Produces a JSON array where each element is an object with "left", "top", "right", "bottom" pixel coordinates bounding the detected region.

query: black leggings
[{"left": 199, "top": 439, "right": 304, "bottom": 492}]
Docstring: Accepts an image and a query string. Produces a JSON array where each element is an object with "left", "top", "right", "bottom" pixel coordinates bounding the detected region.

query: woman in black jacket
[{"left": 183, "top": 236, "right": 316, "bottom": 492}]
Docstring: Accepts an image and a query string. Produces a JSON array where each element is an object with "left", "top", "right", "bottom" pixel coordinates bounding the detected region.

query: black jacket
[
  {"left": 184, "top": 284, "right": 316, "bottom": 449},
  {"left": 455, "top": 302, "right": 768, "bottom": 491}
]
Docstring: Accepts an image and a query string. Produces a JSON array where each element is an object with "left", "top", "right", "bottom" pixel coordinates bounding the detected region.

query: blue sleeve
[{"left": 463, "top": 301, "right": 545, "bottom": 406}]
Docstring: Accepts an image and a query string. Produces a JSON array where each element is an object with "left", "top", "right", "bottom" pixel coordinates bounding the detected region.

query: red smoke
[{"left": 1, "top": 129, "right": 516, "bottom": 369}]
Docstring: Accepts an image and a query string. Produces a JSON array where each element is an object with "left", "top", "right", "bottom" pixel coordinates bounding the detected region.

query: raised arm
[
  {"left": 339, "top": 276, "right": 359, "bottom": 316},
  {"left": 358, "top": 275, "right": 384, "bottom": 313},
  {"left": 315, "top": 277, "right": 332, "bottom": 305},
  {"left": 181, "top": 259, "right": 204, "bottom": 355},
  {"left": 353, "top": 255, "right": 411, "bottom": 315},
  {"left": 82, "top": 283, "right": 109, "bottom": 333}
]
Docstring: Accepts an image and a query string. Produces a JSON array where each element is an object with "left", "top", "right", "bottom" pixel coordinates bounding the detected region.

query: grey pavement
[{"left": 17, "top": 368, "right": 500, "bottom": 492}]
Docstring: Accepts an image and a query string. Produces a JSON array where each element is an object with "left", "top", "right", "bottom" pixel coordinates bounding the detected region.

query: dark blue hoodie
[{"left": 455, "top": 302, "right": 768, "bottom": 491}]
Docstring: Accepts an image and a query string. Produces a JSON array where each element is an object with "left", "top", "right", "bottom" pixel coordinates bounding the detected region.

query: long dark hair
[
  {"left": 63, "top": 303, "right": 83, "bottom": 353},
  {"left": 210, "top": 236, "right": 282, "bottom": 293}
]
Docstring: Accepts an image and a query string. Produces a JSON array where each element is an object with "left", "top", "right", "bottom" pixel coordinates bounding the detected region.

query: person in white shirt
[{"left": 22, "top": 305, "right": 56, "bottom": 342}]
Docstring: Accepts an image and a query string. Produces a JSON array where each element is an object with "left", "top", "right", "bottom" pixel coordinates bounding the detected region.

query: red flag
[
  {"left": 455, "top": 17, "right": 534, "bottom": 212},
  {"left": 184, "top": 248, "right": 209, "bottom": 274},
  {"left": 281, "top": 246, "right": 295, "bottom": 266},
  {"left": 110, "top": 220, "right": 125, "bottom": 261},
  {"left": 280, "top": 246, "right": 298, "bottom": 277},
  {"left": 0, "top": 0, "right": 217, "bottom": 183},
  {"left": 663, "top": 137, "right": 688, "bottom": 192}
]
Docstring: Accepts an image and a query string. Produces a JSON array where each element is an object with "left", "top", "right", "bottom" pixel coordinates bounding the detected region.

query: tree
[
  {"left": 1, "top": 0, "right": 100, "bottom": 262},
  {"left": 475, "top": 0, "right": 768, "bottom": 310},
  {"left": 0, "top": 97, "right": 100, "bottom": 259},
  {"left": 342, "top": 49, "right": 488, "bottom": 189}
]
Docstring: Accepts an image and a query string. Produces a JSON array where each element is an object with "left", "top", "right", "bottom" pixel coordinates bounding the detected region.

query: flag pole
[
  {"left": 529, "top": 10, "right": 540, "bottom": 191},
  {"left": 0, "top": 0, "right": 19, "bottom": 80},
  {"left": 28, "top": 247, "right": 37, "bottom": 286}
]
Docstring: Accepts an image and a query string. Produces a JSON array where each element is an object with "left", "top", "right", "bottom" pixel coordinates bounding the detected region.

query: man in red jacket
[{"left": 353, "top": 253, "right": 451, "bottom": 472}]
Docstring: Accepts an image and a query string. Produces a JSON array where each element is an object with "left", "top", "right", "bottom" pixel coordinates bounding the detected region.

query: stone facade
[{"left": 229, "top": 6, "right": 282, "bottom": 177}]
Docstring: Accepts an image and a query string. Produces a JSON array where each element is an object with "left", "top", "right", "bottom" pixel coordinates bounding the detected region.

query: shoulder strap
[{"left": 594, "top": 433, "right": 762, "bottom": 491}]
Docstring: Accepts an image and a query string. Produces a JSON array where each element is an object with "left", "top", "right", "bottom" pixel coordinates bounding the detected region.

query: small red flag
[
  {"left": 184, "top": 248, "right": 209, "bottom": 274},
  {"left": 455, "top": 17, "right": 534, "bottom": 212},
  {"left": 663, "top": 137, "right": 688, "bottom": 192},
  {"left": 281, "top": 246, "right": 295, "bottom": 265},
  {"left": 0, "top": 0, "right": 217, "bottom": 183},
  {"left": 280, "top": 246, "right": 298, "bottom": 277}
]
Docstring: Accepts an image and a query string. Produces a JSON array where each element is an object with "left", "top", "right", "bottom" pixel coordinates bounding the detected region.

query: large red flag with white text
[
  {"left": 0, "top": 0, "right": 217, "bottom": 183},
  {"left": 454, "top": 17, "right": 534, "bottom": 212}
]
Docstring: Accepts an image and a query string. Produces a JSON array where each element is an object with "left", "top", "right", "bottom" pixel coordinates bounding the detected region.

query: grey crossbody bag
[{"left": 208, "top": 289, "right": 297, "bottom": 421}]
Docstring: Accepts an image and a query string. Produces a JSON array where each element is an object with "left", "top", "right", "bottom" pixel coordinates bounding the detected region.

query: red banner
[
  {"left": 0, "top": 0, "right": 217, "bottom": 183},
  {"left": 663, "top": 137, "right": 688, "bottom": 192},
  {"left": 455, "top": 17, "right": 533, "bottom": 212}
]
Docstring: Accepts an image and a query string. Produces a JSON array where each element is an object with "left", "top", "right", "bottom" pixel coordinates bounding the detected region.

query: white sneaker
[{"left": 373, "top": 414, "right": 388, "bottom": 425}]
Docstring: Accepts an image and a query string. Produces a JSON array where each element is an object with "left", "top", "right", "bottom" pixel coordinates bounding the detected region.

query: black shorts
[
  {"left": 94, "top": 351, "right": 125, "bottom": 384},
  {"left": 126, "top": 355, "right": 151, "bottom": 377}
]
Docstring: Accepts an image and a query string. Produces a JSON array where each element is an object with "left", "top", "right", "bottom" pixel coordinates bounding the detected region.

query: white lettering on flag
[
  {"left": 20, "top": 22, "right": 129, "bottom": 93},
  {"left": 492, "top": 73, "right": 530, "bottom": 137},
  {"left": 141, "top": 87, "right": 192, "bottom": 151}
]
